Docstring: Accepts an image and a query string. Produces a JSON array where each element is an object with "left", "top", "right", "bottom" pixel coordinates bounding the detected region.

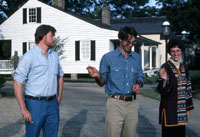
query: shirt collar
[
  {"left": 35, "top": 45, "right": 53, "bottom": 54},
  {"left": 115, "top": 46, "right": 136, "bottom": 58}
]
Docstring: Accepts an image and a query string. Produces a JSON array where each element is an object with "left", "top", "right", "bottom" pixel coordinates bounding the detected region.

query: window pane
[
  {"left": 29, "top": 8, "right": 36, "bottom": 22},
  {"left": 81, "top": 40, "right": 90, "bottom": 60}
]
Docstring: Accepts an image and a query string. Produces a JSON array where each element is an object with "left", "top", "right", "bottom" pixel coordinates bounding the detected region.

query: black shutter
[
  {"left": 91, "top": 40, "right": 95, "bottom": 61},
  {"left": 37, "top": 7, "right": 41, "bottom": 23},
  {"left": 23, "top": 8, "right": 27, "bottom": 24},
  {"left": 75, "top": 41, "right": 80, "bottom": 61},
  {"left": 23, "top": 42, "right": 27, "bottom": 54}
]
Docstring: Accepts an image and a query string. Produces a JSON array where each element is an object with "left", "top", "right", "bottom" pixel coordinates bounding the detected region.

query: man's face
[
  {"left": 120, "top": 35, "right": 136, "bottom": 54},
  {"left": 44, "top": 31, "right": 56, "bottom": 47}
]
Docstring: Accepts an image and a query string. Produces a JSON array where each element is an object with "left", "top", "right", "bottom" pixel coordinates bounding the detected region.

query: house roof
[
  {"left": 1, "top": 0, "right": 166, "bottom": 35},
  {"left": 42, "top": 2, "right": 166, "bottom": 35},
  {"left": 110, "top": 16, "right": 167, "bottom": 34},
  {"left": 137, "top": 35, "right": 161, "bottom": 46}
]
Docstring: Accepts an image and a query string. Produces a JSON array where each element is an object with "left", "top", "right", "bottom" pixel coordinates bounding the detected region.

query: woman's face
[{"left": 170, "top": 46, "right": 182, "bottom": 62}]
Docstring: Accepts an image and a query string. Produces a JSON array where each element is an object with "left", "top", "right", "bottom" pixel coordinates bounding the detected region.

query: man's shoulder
[
  {"left": 21, "top": 47, "right": 36, "bottom": 59},
  {"left": 50, "top": 50, "right": 59, "bottom": 58},
  {"left": 131, "top": 51, "right": 140, "bottom": 58},
  {"left": 103, "top": 49, "right": 119, "bottom": 57}
]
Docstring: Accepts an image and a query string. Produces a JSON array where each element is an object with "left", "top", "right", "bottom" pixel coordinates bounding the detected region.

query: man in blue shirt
[
  {"left": 13, "top": 25, "right": 64, "bottom": 137},
  {"left": 87, "top": 26, "right": 144, "bottom": 137}
]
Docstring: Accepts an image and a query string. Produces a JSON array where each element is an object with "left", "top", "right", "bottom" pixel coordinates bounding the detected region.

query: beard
[{"left": 121, "top": 43, "right": 132, "bottom": 54}]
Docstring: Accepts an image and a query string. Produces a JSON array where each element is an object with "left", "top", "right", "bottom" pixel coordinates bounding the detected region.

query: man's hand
[
  {"left": 57, "top": 96, "right": 62, "bottom": 106},
  {"left": 159, "top": 68, "right": 167, "bottom": 80},
  {"left": 87, "top": 66, "right": 100, "bottom": 78},
  {"left": 132, "top": 84, "right": 140, "bottom": 94},
  {"left": 187, "top": 111, "right": 190, "bottom": 119},
  {"left": 21, "top": 108, "right": 33, "bottom": 124}
]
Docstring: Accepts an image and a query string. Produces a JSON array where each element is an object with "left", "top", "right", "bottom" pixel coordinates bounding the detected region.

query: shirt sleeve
[
  {"left": 137, "top": 55, "right": 144, "bottom": 86},
  {"left": 13, "top": 54, "right": 31, "bottom": 84},
  {"left": 57, "top": 59, "right": 64, "bottom": 78},
  {"left": 99, "top": 54, "right": 109, "bottom": 83}
]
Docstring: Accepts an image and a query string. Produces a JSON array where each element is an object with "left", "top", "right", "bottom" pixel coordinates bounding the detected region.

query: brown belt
[
  {"left": 25, "top": 95, "right": 56, "bottom": 101},
  {"left": 109, "top": 95, "right": 136, "bottom": 102}
]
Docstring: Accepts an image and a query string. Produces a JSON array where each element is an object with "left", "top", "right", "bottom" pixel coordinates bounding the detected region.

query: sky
[
  {"left": 147, "top": 0, "right": 162, "bottom": 8},
  {"left": 148, "top": 0, "right": 157, "bottom": 7},
  {"left": 0, "top": 0, "right": 161, "bottom": 19}
]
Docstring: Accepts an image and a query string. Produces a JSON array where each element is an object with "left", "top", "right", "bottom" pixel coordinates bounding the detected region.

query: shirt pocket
[{"left": 110, "top": 67, "right": 123, "bottom": 80}]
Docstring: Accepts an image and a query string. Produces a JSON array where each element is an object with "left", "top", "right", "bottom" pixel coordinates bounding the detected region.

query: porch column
[
  {"left": 141, "top": 43, "right": 144, "bottom": 70},
  {"left": 156, "top": 46, "right": 159, "bottom": 68},
  {"left": 149, "top": 46, "right": 152, "bottom": 70}
]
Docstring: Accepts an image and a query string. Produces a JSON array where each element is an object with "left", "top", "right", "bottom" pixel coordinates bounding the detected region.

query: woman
[{"left": 158, "top": 38, "right": 194, "bottom": 137}]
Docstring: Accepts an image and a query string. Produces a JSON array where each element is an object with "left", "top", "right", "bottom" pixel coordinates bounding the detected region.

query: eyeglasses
[
  {"left": 170, "top": 49, "right": 181, "bottom": 54},
  {"left": 123, "top": 40, "right": 137, "bottom": 46}
]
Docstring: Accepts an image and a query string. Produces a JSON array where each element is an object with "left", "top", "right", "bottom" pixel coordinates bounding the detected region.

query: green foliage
[
  {"left": 1, "top": 0, "right": 199, "bottom": 42},
  {"left": 156, "top": 0, "right": 200, "bottom": 37},
  {"left": 190, "top": 70, "right": 200, "bottom": 91},
  {"left": 140, "top": 88, "right": 160, "bottom": 100},
  {"left": 0, "top": 75, "right": 6, "bottom": 89},
  {"left": 144, "top": 74, "right": 159, "bottom": 84},
  {"left": 52, "top": 36, "right": 67, "bottom": 57}
]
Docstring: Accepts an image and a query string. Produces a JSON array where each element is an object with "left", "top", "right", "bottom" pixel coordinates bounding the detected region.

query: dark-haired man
[
  {"left": 87, "top": 26, "right": 144, "bottom": 137},
  {"left": 13, "top": 24, "right": 64, "bottom": 137}
]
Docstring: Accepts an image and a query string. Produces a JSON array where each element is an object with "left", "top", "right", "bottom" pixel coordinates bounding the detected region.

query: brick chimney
[
  {"left": 51, "top": 0, "right": 65, "bottom": 10},
  {"left": 102, "top": 5, "right": 110, "bottom": 25}
]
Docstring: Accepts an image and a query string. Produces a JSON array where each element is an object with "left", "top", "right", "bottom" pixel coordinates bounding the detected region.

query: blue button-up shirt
[
  {"left": 14, "top": 45, "right": 64, "bottom": 97},
  {"left": 99, "top": 47, "right": 144, "bottom": 96}
]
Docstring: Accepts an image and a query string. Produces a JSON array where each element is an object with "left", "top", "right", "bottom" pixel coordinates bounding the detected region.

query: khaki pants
[{"left": 105, "top": 97, "right": 138, "bottom": 137}]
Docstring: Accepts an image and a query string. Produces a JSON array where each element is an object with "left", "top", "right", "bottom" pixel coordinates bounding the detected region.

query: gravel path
[{"left": 0, "top": 82, "right": 199, "bottom": 137}]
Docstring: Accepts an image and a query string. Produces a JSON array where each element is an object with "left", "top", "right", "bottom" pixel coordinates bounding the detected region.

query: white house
[{"left": 0, "top": 0, "right": 167, "bottom": 77}]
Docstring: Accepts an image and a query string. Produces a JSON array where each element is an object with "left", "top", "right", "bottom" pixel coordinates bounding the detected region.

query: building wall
[
  {"left": 141, "top": 34, "right": 166, "bottom": 66},
  {"left": 0, "top": 0, "right": 118, "bottom": 74}
]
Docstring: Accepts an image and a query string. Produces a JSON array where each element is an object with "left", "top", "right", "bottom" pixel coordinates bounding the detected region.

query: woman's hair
[
  {"left": 167, "top": 38, "right": 184, "bottom": 53},
  {"left": 118, "top": 26, "right": 137, "bottom": 40},
  {"left": 35, "top": 25, "right": 56, "bottom": 44}
]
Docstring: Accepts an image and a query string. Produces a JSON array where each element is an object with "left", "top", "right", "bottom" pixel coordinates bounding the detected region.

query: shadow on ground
[
  {"left": 0, "top": 118, "right": 24, "bottom": 137},
  {"left": 61, "top": 109, "right": 88, "bottom": 137},
  {"left": 137, "top": 112, "right": 157, "bottom": 137},
  {"left": 187, "top": 128, "right": 199, "bottom": 137}
]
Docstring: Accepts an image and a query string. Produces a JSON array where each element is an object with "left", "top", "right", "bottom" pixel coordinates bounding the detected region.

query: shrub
[
  {"left": 144, "top": 74, "right": 159, "bottom": 84},
  {"left": 0, "top": 75, "right": 6, "bottom": 90}
]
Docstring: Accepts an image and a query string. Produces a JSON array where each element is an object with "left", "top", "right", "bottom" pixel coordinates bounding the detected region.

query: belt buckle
[{"left": 46, "top": 97, "right": 49, "bottom": 101}]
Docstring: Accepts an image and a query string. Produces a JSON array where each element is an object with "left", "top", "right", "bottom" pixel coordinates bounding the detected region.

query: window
[
  {"left": 0, "top": 40, "right": 11, "bottom": 60},
  {"left": 81, "top": 40, "right": 90, "bottom": 60},
  {"left": 29, "top": 8, "right": 36, "bottom": 22},
  {"left": 75, "top": 40, "right": 96, "bottom": 61},
  {"left": 23, "top": 8, "right": 41, "bottom": 24},
  {"left": 22, "top": 42, "right": 35, "bottom": 54}
]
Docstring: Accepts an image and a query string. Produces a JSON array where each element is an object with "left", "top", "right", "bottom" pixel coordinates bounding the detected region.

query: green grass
[
  {"left": 63, "top": 78, "right": 95, "bottom": 82},
  {"left": 0, "top": 90, "right": 15, "bottom": 97},
  {"left": 144, "top": 74, "right": 159, "bottom": 84},
  {"left": 140, "top": 88, "right": 160, "bottom": 100}
]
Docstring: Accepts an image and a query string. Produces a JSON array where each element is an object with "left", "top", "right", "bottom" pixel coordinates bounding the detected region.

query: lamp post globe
[{"left": 162, "top": 21, "right": 170, "bottom": 62}]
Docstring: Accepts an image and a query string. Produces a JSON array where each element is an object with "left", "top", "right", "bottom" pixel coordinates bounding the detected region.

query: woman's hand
[{"left": 159, "top": 68, "right": 167, "bottom": 80}]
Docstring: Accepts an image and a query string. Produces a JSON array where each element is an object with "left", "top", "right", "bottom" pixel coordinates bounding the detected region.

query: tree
[
  {"left": 156, "top": 0, "right": 200, "bottom": 38},
  {"left": 51, "top": 36, "right": 67, "bottom": 60}
]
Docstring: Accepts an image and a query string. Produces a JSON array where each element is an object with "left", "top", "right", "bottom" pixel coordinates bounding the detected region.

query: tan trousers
[{"left": 105, "top": 97, "right": 139, "bottom": 137}]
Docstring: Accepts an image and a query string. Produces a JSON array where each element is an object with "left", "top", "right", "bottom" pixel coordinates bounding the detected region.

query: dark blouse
[{"left": 158, "top": 61, "right": 194, "bottom": 127}]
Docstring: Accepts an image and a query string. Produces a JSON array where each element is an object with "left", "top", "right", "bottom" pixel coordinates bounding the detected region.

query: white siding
[{"left": 0, "top": 0, "right": 118, "bottom": 74}]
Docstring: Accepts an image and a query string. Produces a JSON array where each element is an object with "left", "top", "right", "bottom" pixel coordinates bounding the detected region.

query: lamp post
[
  {"left": 181, "top": 30, "right": 189, "bottom": 63},
  {"left": 162, "top": 21, "right": 170, "bottom": 62}
]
